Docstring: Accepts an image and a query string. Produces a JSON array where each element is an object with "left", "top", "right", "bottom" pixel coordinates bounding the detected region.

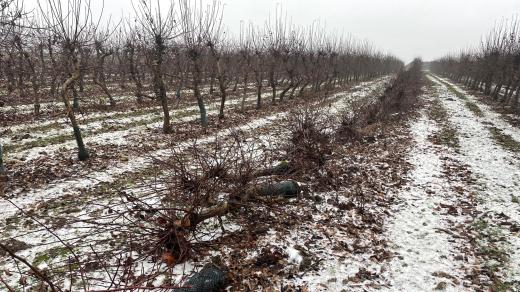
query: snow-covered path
[
  {"left": 385, "top": 76, "right": 520, "bottom": 290},
  {"left": 435, "top": 75, "right": 520, "bottom": 145},
  {"left": 385, "top": 105, "right": 468, "bottom": 291},
  {"left": 430, "top": 74, "right": 520, "bottom": 287}
]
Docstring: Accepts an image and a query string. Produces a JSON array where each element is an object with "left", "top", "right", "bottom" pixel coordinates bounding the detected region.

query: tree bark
[
  {"left": 127, "top": 43, "right": 145, "bottom": 104},
  {"left": 62, "top": 56, "right": 89, "bottom": 161},
  {"left": 216, "top": 58, "right": 227, "bottom": 120},
  {"left": 152, "top": 35, "right": 172, "bottom": 134},
  {"left": 240, "top": 73, "right": 248, "bottom": 111},
  {"left": 255, "top": 71, "right": 263, "bottom": 110},
  {"left": 193, "top": 58, "right": 208, "bottom": 128},
  {"left": 269, "top": 69, "right": 276, "bottom": 103},
  {"left": 0, "top": 144, "right": 5, "bottom": 175},
  {"left": 94, "top": 43, "right": 115, "bottom": 107},
  {"left": 218, "top": 80, "right": 226, "bottom": 120}
]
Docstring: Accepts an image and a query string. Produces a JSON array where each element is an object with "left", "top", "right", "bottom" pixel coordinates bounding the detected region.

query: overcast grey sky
[{"left": 26, "top": 0, "right": 520, "bottom": 63}]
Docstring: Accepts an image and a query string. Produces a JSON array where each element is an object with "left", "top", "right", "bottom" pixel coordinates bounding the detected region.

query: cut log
[
  {"left": 174, "top": 264, "right": 226, "bottom": 292},
  {"left": 254, "top": 160, "right": 291, "bottom": 177},
  {"left": 257, "top": 180, "right": 301, "bottom": 198}
]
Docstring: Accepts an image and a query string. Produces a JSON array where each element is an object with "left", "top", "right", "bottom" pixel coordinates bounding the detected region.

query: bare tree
[
  {"left": 432, "top": 16, "right": 520, "bottom": 110},
  {"left": 38, "top": 0, "right": 103, "bottom": 161},
  {"left": 237, "top": 22, "right": 253, "bottom": 111},
  {"left": 133, "top": 0, "right": 180, "bottom": 134},
  {"left": 207, "top": 33, "right": 233, "bottom": 119},
  {"left": 264, "top": 9, "right": 287, "bottom": 103},
  {"left": 250, "top": 25, "right": 265, "bottom": 109},
  {"left": 278, "top": 27, "right": 304, "bottom": 101},
  {"left": 122, "top": 26, "right": 150, "bottom": 104},
  {"left": 0, "top": 0, "right": 22, "bottom": 44},
  {"left": 0, "top": 0, "right": 21, "bottom": 173},
  {"left": 179, "top": 0, "right": 223, "bottom": 128},
  {"left": 93, "top": 27, "right": 116, "bottom": 107}
]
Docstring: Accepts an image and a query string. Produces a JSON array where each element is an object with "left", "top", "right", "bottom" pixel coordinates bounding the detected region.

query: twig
[
  {"left": 0, "top": 242, "right": 60, "bottom": 292},
  {"left": 0, "top": 274, "right": 16, "bottom": 292}
]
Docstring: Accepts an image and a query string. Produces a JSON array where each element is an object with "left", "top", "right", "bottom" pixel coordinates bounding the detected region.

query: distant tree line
[
  {"left": 431, "top": 17, "right": 520, "bottom": 110},
  {"left": 0, "top": 0, "right": 403, "bottom": 161}
]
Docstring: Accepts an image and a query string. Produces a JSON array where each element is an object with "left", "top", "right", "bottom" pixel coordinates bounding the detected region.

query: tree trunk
[
  {"left": 240, "top": 73, "right": 249, "bottom": 111},
  {"left": 210, "top": 75, "right": 215, "bottom": 95},
  {"left": 72, "top": 86, "right": 79, "bottom": 112},
  {"left": 159, "top": 83, "right": 171, "bottom": 133},
  {"left": 153, "top": 35, "right": 171, "bottom": 134},
  {"left": 503, "top": 81, "right": 512, "bottom": 101},
  {"left": 218, "top": 81, "right": 226, "bottom": 120},
  {"left": 216, "top": 58, "right": 227, "bottom": 119},
  {"left": 15, "top": 39, "right": 25, "bottom": 101},
  {"left": 193, "top": 60, "right": 208, "bottom": 128},
  {"left": 493, "top": 83, "right": 503, "bottom": 100},
  {"left": 48, "top": 39, "right": 58, "bottom": 97},
  {"left": 484, "top": 80, "right": 492, "bottom": 96},
  {"left": 62, "top": 57, "right": 89, "bottom": 161},
  {"left": 0, "top": 144, "right": 5, "bottom": 174},
  {"left": 269, "top": 70, "right": 276, "bottom": 103},
  {"left": 278, "top": 83, "right": 291, "bottom": 101},
  {"left": 94, "top": 47, "right": 116, "bottom": 107},
  {"left": 255, "top": 72, "right": 263, "bottom": 110},
  {"left": 513, "top": 88, "right": 520, "bottom": 111},
  {"left": 175, "top": 72, "right": 185, "bottom": 106},
  {"left": 95, "top": 78, "right": 115, "bottom": 107},
  {"left": 289, "top": 80, "right": 302, "bottom": 99},
  {"left": 195, "top": 86, "right": 208, "bottom": 128},
  {"left": 298, "top": 80, "right": 310, "bottom": 97},
  {"left": 232, "top": 75, "right": 239, "bottom": 92},
  {"left": 78, "top": 61, "right": 85, "bottom": 93},
  {"left": 36, "top": 44, "right": 46, "bottom": 116},
  {"left": 127, "top": 44, "right": 145, "bottom": 104},
  {"left": 5, "top": 52, "right": 15, "bottom": 94},
  {"left": 22, "top": 49, "right": 41, "bottom": 117}
]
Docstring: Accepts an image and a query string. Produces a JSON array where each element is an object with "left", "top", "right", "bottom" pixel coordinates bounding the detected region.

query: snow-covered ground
[
  {"left": 319, "top": 75, "right": 520, "bottom": 291},
  {"left": 374, "top": 74, "right": 520, "bottom": 291},
  {"left": 429, "top": 74, "right": 520, "bottom": 286},
  {"left": 3, "top": 79, "right": 377, "bottom": 161},
  {"left": 2, "top": 77, "right": 390, "bottom": 220},
  {"left": 0, "top": 86, "right": 217, "bottom": 116},
  {"left": 384, "top": 93, "right": 470, "bottom": 291},
  {"left": 1, "top": 91, "right": 263, "bottom": 158},
  {"left": 0, "top": 77, "right": 391, "bottom": 290},
  {"left": 435, "top": 75, "right": 520, "bottom": 144},
  {"left": 4, "top": 72, "right": 520, "bottom": 290}
]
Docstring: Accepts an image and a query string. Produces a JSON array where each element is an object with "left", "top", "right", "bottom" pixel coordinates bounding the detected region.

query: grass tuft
[
  {"left": 430, "top": 74, "right": 484, "bottom": 117},
  {"left": 428, "top": 98, "right": 460, "bottom": 149},
  {"left": 488, "top": 127, "right": 520, "bottom": 153}
]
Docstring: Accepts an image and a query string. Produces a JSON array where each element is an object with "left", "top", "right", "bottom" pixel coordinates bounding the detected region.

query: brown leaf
[{"left": 162, "top": 251, "right": 175, "bottom": 267}]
